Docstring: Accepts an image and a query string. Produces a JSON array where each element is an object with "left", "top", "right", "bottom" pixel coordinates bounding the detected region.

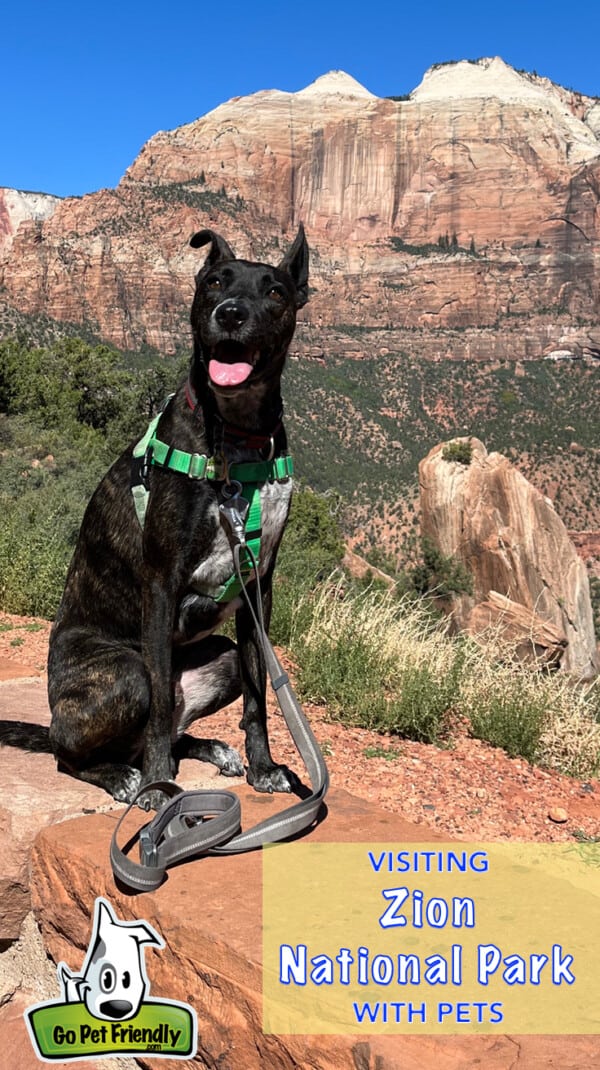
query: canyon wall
[{"left": 0, "top": 58, "right": 599, "bottom": 356}]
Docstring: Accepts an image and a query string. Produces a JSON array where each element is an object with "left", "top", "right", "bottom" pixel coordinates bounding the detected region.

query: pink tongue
[{"left": 209, "top": 359, "right": 253, "bottom": 387}]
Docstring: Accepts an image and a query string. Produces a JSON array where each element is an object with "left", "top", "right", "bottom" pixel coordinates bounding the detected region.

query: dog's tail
[{"left": 0, "top": 720, "right": 52, "bottom": 753}]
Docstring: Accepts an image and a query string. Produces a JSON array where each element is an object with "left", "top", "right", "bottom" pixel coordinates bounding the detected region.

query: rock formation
[
  {"left": 419, "top": 438, "right": 599, "bottom": 678},
  {"left": 0, "top": 58, "right": 599, "bottom": 358}
]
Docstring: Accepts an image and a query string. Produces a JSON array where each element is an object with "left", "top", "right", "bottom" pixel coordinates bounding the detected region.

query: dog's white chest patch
[
  {"left": 189, "top": 479, "right": 292, "bottom": 594},
  {"left": 257, "top": 478, "right": 293, "bottom": 576},
  {"left": 189, "top": 500, "right": 233, "bottom": 591}
]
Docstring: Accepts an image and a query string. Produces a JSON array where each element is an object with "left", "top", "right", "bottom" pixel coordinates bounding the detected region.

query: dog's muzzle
[{"left": 214, "top": 299, "right": 249, "bottom": 331}]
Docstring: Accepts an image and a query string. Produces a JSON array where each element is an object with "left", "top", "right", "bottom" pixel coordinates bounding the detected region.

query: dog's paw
[
  {"left": 136, "top": 786, "right": 172, "bottom": 813},
  {"left": 175, "top": 735, "right": 244, "bottom": 778},
  {"left": 211, "top": 742, "right": 245, "bottom": 778},
  {"left": 108, "top": 766, "right": 143, "bottom": 804},
  {"left": 247, "top": 764, "right": 297, "bottom": 794}
]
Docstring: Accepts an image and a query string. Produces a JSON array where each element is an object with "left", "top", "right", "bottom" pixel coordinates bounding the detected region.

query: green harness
[{"left": 131, "top": 406, "right": 293, "bottom": 604}]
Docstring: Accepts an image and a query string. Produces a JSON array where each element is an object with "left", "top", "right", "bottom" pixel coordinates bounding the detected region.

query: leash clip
[
  {"left": 139, "top": 826, "right": 159, "bottom": 867},
  {"left": 219, "top": 480, "right": 249, "bottom": 546}
]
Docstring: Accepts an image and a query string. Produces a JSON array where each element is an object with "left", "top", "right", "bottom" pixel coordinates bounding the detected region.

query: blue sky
[{"left": 1, "top": 0, "right": 598, "bottom": 198}]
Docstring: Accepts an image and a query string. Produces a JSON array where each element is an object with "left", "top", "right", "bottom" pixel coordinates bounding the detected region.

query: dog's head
[
  {"left": 75, "top": 899, "right": 162, "bottom": 1021},
  {"left": 189, "top": 226, "right": 309, "bottom": 398}
]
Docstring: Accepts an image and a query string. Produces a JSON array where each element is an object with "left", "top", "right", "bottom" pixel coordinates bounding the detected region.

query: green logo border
[{"left": 26, "top": 997, "right": 197, "bottom": 1062}]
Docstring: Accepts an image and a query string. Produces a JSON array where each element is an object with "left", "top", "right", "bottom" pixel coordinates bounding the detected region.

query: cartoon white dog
[{"left": 58, "top": 897, "right": 163, "bottom": 1021}]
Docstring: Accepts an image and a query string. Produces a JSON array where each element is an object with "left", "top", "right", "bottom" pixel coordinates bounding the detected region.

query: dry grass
[{"left": 290, "top": 575, "right": 600, "bottom": 777}]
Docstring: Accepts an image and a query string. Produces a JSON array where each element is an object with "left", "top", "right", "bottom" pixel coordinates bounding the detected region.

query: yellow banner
[{"left": 263, "top": 842, "right": 600, "bottom": 1035}]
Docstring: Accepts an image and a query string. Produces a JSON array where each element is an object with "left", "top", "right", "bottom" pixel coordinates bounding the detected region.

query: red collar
[{"left": 184, "top": 378, "right": 199, "bottom": 413}]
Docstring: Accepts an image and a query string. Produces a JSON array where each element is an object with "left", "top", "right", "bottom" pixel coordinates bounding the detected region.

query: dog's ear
[
  {"left": 190, "top": 229, "right": 236, "bottom": 265},
  {"left": 278, "top": 224, "right": 309, "bottom": 308}
]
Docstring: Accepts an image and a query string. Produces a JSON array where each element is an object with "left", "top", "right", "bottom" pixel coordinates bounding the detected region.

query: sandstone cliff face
[
  {"left": 419, "top": 438, "right": 598, "bottom": 679},
  {"left": 126, "top": 60, "right": 600, "bottom": 245},
  {"left": 0, "top": 59, "right": 599, "bottom": 355},
  {"left": 0, "top": 188, "right": 59, "bottom": 257}
]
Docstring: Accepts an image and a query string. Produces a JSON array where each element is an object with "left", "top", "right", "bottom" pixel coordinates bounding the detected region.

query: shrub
[
  {"left": 458, "top": 650, "right": 600, "bottom": 776},
  {"left": 442, "top": 439, "right": 472, "bottom": 464},
  {"left": 465, "top": 677, "right": 548, "bottom": 762},
  {"left": 0, "top": 484, "right": 78, "bottom": 617},
  {"left": 269, "top": 486, "right": 345, "bottom": 647},
  {"left": 290, "top": 580, "right": 463, "bottom": 744},
  {"left": 282, "top": 572, "right": 600, "bottom": 774},
  {"left": 409, "top": 536, "right": 473, "bottom": 598}
]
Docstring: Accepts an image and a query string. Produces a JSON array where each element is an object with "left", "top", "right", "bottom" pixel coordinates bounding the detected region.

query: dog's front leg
[
  {"left": 237, "top": 577, "right": 296, "bottom": 794},
  {"left": 139, "top": 573, "right": 177, "bottom": 810}
]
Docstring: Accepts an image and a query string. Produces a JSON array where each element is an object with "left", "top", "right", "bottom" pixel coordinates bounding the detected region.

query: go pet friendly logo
[{"left": 25, "top": 897, "right": 197, "bottom": 1061}]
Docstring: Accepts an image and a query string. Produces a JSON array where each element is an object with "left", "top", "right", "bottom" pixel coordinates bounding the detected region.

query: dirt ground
[{"left": 1, "top": 610, "right": 599, "bottom": 844}]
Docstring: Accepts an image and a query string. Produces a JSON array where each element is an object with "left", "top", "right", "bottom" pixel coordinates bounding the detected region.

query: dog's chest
[{"left": 188, "top": 479, "right": 292, "bottom": 594}]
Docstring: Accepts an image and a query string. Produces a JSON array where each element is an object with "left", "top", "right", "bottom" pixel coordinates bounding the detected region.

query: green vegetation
[
  {"left": 365, "top": 537, "right": 473, "bottom": 601},
  {"left": 442, "top": 439, "right": 472, "bottom": 465},
  {"left": 283, "top": 351, "right": 600, "bottom": 545},
  {"left": 0, "top": 335, "right": 187, "bottom": 616},
  {"left": 389, "top": 237, "right": 444, "bottom": 258},
  {"left": 286, "top": 578, "right": 600, "bottom": 776},
  {"left": 291, "top": 580, "right": 464, "bottom": 745},
  {"left": 363, "top": 745, "right": 400, "bottom": 759},
  {"left": 410, "top": 536, "right": 473, "bottom": 598},
  {"left": 467, "top": 678, "right": 549, "bottom": 762},
  {"left": 389, "top": 234, "right": 478, "bottom": 258},
  {"left": 1, "top": 332, "right": 598, "bottom": 780},
  {"left": 150, "top": 180, "right": 245, "bottom": 216},
  {"left": 270, "top": 486, "right": 346, "bottom": 648}
]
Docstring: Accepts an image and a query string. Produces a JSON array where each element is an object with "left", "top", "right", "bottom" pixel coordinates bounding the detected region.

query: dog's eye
[
  {"left": 267, "top": 286, "right": 285, "bottom": 303},
  {"left": 100, "top": 965, "right": 116, "bottom": 993},
  {"left": 122, "top": 970, "right": 131, "bottom": 988},
  {"left": 207, "top": 276, "right": 222, "bottom": 290}
]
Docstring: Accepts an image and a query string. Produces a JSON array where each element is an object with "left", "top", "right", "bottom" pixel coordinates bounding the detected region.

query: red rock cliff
[{"left": 1, "top": 59, "right": 599, "bottom": 355}]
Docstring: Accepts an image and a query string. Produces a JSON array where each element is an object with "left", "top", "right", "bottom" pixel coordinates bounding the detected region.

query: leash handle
[{"left": 110, "top": 546, "right": 329, "bottom": 892}]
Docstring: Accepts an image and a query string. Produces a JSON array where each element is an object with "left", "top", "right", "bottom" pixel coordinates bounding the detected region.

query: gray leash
[{"left": 110, "top": 483, "right": 329, "bottom": 892}]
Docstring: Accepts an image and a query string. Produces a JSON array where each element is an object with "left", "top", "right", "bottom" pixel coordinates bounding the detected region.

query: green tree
[{"left": 410, "top": 536, "right": 473, "bottom": 598}]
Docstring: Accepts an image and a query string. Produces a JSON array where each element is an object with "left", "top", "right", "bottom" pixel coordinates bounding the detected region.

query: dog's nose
[
  {"left": 100, "top": 999, "right": 134, "bottom": 1019},
  {"left": 215, "top": 299, "right": 249, "bottom": 331}
]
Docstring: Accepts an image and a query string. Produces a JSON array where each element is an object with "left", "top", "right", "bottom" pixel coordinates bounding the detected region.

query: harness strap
[
  {"left": 110, "top": 544, "right": 329, "bottom": 892},
  {"left": 130, "top": 405, "right": 293, "bottom": 603},
  {"left": 131, "top": 394, "right": 293, "bottom": 484},
  {"left": 141, "top": 439, "right": 293, "bottom": 485}
]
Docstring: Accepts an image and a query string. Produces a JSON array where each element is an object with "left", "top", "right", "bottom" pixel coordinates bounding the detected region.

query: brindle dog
[{"left": 48, "top": 226, "right": 309, "bottom": 809}]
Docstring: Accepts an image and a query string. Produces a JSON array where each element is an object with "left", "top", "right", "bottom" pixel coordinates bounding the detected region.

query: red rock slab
[
  {"left": 30, "top": 788, "right": 600, "bottom": 1070},
  {"left": 0, "top": 656, "right": 42, "bottom": 681}
]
